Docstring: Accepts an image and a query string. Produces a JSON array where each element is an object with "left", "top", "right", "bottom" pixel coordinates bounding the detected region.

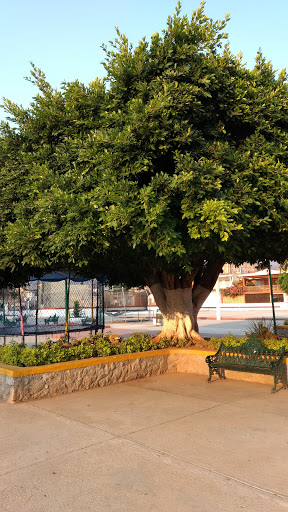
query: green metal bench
[
  {"left": 44, "top": 314, "right": 59, "bottom": 325},
  {"left": 81, "top": 316, "right": 90, "bottom": 325},
  {"left": 206, "top": 338, "right": 287, "bottom": 393},
  {"left": 4, "top": 317, "right": 20, "bottom": 327},
  {"left": 3, "top": 314, "right": 27, "bottom": 326}
]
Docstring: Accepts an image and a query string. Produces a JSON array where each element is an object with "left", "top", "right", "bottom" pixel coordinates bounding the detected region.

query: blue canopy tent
[{"left": 0, "top": 273, "right": 105, "bottom": 345}]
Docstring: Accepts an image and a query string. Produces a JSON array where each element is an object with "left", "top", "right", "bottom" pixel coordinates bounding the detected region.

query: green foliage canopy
[
  {"left": 1, "top": 2, "right": 288, "bottom": 288},
  {"left": 277, "top": 268, "right": 288, "bottom": 294}
]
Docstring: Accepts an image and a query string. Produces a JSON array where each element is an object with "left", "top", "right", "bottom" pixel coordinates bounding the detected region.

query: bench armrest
[
  {"left": 206, "top": 354, "right": 218, "bottom": 364},
  {"left": 270, "top": 359, "right": 284, "bottom": 371}
]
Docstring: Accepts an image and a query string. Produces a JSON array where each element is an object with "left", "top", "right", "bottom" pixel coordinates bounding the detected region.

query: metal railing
[
  {"left": 104, "top": 310, "right": 154, "bottom": 323},
  {"left": 243, "top": 284, "right": 283, "bottom": 293}
]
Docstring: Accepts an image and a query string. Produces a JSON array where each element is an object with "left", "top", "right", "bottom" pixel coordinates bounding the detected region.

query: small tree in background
[
  {"left": 277, "top": 260, "right": 288, "bottom": 295},
  {"left": 73, "top": 300, "right": 82, "bottom": 317}
]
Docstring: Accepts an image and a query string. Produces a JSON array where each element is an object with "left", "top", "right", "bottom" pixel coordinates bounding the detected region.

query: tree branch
[{"left": 192, "top": 258, "right": 225, "bottom": 313}]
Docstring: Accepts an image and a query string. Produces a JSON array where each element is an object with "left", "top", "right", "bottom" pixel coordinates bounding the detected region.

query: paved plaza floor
[
  {"left": 103, "top": 306, "right": 288, "bottom": 340},
  {"left": 1, "top": 306, "right": 287, "bottom": 346},
  {"left": 103, "top": 315, "right": 285, "bottom": 340},
  {"left": 1, "top": 373, "right": 288, "bottom": 511}
]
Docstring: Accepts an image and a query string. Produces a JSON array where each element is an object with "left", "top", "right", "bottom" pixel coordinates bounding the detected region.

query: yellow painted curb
[
  {"left": 2, "top": 347, "right": 285, "bottom": 379},
  {"left": 0, "top": 348, "right": 217, "bottom": 378}
]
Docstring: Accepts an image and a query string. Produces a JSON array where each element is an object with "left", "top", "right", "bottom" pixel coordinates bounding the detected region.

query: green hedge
[
  {"left": 1, "top": 333, "right": 287, "bottom": 368},
  {"left": 209, "top": 334, "right": 288, "bottom": 351},
  {"left": 0, "top": 333, "right": 172, "bottom": 367}
]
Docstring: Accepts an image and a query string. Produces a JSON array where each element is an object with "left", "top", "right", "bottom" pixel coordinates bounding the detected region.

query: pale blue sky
[{"left": 1, "top": 0, "right": 287, "bottom": 122}]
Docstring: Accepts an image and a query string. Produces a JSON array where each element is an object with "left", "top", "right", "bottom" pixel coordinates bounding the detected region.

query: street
[{"left": 1, "top": 307, "right": 287, "bottom": 346}]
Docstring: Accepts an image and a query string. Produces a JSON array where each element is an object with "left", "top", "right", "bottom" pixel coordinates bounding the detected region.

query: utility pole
[{"left": 268, "top": 263, "right": 277, "bottom": 335}]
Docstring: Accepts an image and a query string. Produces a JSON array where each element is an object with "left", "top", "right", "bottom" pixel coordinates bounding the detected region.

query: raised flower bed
[{"left": 0, "top": 333, "right": 287, "bottom": 402}]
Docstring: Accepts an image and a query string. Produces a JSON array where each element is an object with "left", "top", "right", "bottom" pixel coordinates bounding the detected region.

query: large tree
[{"left": 1, "top": 2, "right": 288, "bottom": 342}]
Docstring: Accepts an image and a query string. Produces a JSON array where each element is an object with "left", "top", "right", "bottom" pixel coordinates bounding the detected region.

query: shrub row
[
  {"left": 209, "top": 333, "right": 288, "bottom": 351},
  {"left": 0, "top": 332, "right": 287, "bottom": 368},
  {"left": 0, "top": 333, "right": 173, "bottom": 367}
]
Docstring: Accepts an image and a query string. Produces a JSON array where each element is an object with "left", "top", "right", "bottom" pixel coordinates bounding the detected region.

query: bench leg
[
  {"left": 272, "top": 371, "right": 280, "bottom": 393},
  {"left": 207, "top": 367, "right": 226, "bottom": 382},
  {"left": 215, "top": 368, "right": 226, "bottom": 380},
  {"left": 280, "top": 364, "right": 287, "bottom": 390},
  {"left": 219, "top": 368, "right": 226, "bottom": 380},
  {"left": 207, "top": 367, "right": 213, "bottom": 382},
  {"left": 272, "top": 364, "right": 287, "bottom": 393}
]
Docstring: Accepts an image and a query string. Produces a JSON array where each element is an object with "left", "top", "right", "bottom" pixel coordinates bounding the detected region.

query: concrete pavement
[
  {"left": 13, "top": 316, "right": 283, "bottom": 347},
  {"left": 1, "top": 307, "right": 287, "bottom": 346},
  {"left": 1, "top": 374, "right": 288, "bottom": 511},
  {"left": 103, "top": 306, "right": 288, "bottom": 339},
  {"left": 102, "top": 318, "right": 272, "bottom": 339},
  {"left": 0, "top": 318, "right": 251, "bottom": 346}
]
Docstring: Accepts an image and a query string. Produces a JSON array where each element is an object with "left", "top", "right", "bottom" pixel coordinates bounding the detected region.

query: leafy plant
[
  {"left": 0, "top": 331, "right": 196, "bottom": 367},
  {"left": 0, "top": 341, "right": 25, "bottom": 366},
  {"left": 245, "top": 280, "right": 256, "bottom": 287},
  {"left": 208, "top": 333, "right": 288, "bottom": 351},
  {"left": 259, "top": 338, "right": 288, "bottom": 351},
  {"left": 246, "top": 318, "right": 278, "bottom": 340},
  {"left": 2, "top": 327, "right": 288, "bottom": 368},
  {"left": 209, "top": 334, "right": 247, "bottom": 349},
  {"left": 119, "top": 332, "right": 162, "bottom": 354},
  {"left": 222, "top": 281, "right": 244, "bottom": 298},
  {"left": 277, "top": 272, "right": 288, "bottom": 294},
  {"left": 73, "top": 300, "right": 82, "bottom": 317}
]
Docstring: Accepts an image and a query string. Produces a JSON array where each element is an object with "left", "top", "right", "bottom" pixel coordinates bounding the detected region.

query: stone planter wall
[
  {"left": 0, "top": 350, "right": 179, "bottom": 403},
  {"left": 0, "top": 348, "right": 287, "bottom": 403}
]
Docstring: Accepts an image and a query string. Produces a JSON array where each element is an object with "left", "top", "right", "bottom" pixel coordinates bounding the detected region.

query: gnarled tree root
[{"left": 153, "top": 329, "right": 206, "bottom": 345}]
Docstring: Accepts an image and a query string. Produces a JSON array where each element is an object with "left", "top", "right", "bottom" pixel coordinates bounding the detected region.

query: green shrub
[
  {"left": 258, "top": 338, "right": 288, "bottom": 351},
  {"left": 4, "top": 330, "right": 286, "bottom": 368},
  {"left": 19, "top": 347, "right": 43, "bottom": 367},
  {"left": 0, "top": 332, "right": 173, "bottom": 367},
  {"left": 208, "top": 334, "right": 246, "bottom": 349},
  {"left": 73, "top": 300, "right": 82, "bottom": 317},
  {"left": 118, "top": 332, "right": 168, "bottom": 354},
  {"left": 222, "top": 280, "right": 244, "bottom": 298},
  {"left": 0, "top": 333, "right": 157, "bottom": 367},
  {"left": 0, "top": 341, "right": 25, "bottom": 366},
  {"left": 208, "top": 334, "right": 288, "bottom": 352},
  {"left": 283, "top": 320, "right": 288, "bottom": 326}
]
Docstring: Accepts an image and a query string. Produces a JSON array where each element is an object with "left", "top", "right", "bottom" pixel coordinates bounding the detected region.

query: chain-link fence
[
  {"left": 0, "top": 273, "right": 104, "bottom": 345},
  {"left": 104, "top": 287, "right": 148, "bottom": 310},
  {"left": 103, "top": 286, "right": 152, "bottom": 323}
]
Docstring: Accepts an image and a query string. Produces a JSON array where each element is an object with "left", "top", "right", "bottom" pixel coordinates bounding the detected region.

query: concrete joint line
[
  {"left": 0, "top": 438, "right": 119, "bottom": 478},
  {"left": 29, "top": 400, "right": 226, "bottom": 440},
  {"left": 7, "top": 403, "right": 288, "bottom": 502},
  {"left": 124, "top": 402, "right": 226, "bottom": 437},
  {"left": 123, "top": 437, "right": 288, "bottom": 501},
  {"left": 28, "top": 404, "right": 288, "bottom": 501}
]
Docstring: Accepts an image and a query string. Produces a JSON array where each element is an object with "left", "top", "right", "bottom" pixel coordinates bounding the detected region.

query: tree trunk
[
  {"left": 146, "top": 260, "right": 224, "bottom": 344},
  {"left": 147, "top": 270, "right": 203, "bottom": 343}
]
